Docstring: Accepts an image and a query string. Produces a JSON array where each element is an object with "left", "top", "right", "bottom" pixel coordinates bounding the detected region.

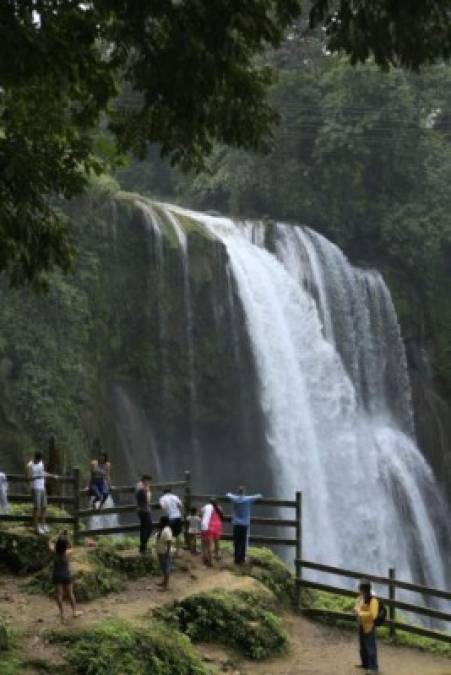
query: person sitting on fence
[
  {"left": 26, "top": 452, "right": 58, "bottom": 535},
  {"left": 0, "top": 472, "right": 9, "bottom": 514},
  {"left": 354, "top": 578, "right": 379, "bottom": 673},
  {"left": 154, "top": 515, "right": 174, "bottom": 591},
  {"left": 159, "top": 487, "right": 183, "bottom": 551},
  {"left": 186, "top": 507, "right": 201, "bottom": 554},
  {"left": 200, "top": 499, "right": 224, "bottom": 566},
  {"left": 135, "top": 474, "right": 153, "bottom": 555},
  {"left": 88, "top": 443, "right": 111, "bottom": 510},
  {"left": 49, "top": 531, "right": 82, "bottom": 622},
  {"left": 226, "top": 486, "right": 262, "bottom": 564}
]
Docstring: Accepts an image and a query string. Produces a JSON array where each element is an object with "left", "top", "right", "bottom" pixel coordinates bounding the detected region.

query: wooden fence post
[
  {"left": 295, "top": 490, "right": 302, "bottom": 608},
  {"left": 72, "top": 467, "right": 81, "bottom": 545},
  {"left": 183, "top": 470, "right": 191, "bottom": 546},
  {"left": 388, "top": 567, "right": 396, "bottom": 639}
]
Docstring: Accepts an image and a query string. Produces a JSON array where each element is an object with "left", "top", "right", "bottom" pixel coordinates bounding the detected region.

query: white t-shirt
[
  {"left": 187, "top": 514, "right": 201, "bottom": 534},
  {"left": 29, "top": 460, "right": 45, "bottom": 491},
  {"left": 155, "top": 526, "right": 174, "bottom": 555},
  {"left": 159, "top": 493, "right": 182, "bottom": 519},
  {"left": 200, "top": 503, "right": 213, "bottom": 531}
]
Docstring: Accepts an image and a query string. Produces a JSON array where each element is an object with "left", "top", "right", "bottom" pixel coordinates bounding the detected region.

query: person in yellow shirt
[{"left": 354, "top": 578, "right": 379, "bottom": 673}]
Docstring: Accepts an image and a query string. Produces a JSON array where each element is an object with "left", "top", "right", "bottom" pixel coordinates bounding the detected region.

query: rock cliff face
[{"left": 0, "top": 190, "right": 269, "bottom": 496}]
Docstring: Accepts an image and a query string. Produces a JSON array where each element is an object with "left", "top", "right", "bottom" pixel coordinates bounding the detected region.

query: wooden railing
[
  {"left": 3, "top": 472, "right": 450, "bottom": 644},
  {"left": 1, "top": 471, "right": 303, "bottom": 555},
  {"left": 296, "top": 559, "right": 451, "bottom": 644}
]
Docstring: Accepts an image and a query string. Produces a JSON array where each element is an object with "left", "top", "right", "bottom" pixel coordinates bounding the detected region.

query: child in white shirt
[
  {"left": 155, "top": 515, "right": 174, "bottom": 590},
  {"left": 186, "top": 507, "right": 201, "bottom": 554}
]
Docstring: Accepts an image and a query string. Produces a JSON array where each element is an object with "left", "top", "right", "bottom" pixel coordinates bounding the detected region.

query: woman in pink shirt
[{"left": 200, "top": 499, "right": 224, "bottom": 566}]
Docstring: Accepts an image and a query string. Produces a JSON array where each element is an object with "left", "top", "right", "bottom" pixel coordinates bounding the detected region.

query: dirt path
[{"left": 1, "top": 550, "right": 450, "bottom": 674}]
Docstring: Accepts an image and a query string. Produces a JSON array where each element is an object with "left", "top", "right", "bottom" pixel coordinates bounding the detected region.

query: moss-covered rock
[
  {"left": 238, "top": 546, "right": 295, "bottom": 604},
  {"left": 0, "top": 528, "right": 52, "bottom": 574},
  {"left": 155, "top": 588, "right": 287, "bottom": 660},
  {"left": 26, "top": 549, "right": 123, "bottom": 601},
  {"left": 50, "top": 618, "right": 214, "bottom": 675},
  {"left": 89, "top": 539, "right": 156, "bottom": 578}
]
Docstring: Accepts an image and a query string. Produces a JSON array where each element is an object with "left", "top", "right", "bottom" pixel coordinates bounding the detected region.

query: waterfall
[{"left": 163, "top": 204, "right": 449, "bottom": 593}]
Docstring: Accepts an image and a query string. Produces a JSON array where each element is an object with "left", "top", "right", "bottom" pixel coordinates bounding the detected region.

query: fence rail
[
  {"left": 296, "top": 558, "right": 451, "bottom": 644},
  {"left": 2, "top": 470, "right": 450, "bottom": 644}
]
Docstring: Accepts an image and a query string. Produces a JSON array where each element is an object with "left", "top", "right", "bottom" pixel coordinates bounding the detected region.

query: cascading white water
[{"left": 165, "top": 204, "right": 449, "bottom": 593}]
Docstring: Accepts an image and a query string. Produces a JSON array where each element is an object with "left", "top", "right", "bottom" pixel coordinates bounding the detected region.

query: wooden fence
[
  {"left": 296, "top": 559, "right": 451, "bottom": 644},
  {"left": 2, "top": 470, "right": 450, "bottom": 644},
  {"left": 1, "top": 470, "right": 302, "bottom": 550}
]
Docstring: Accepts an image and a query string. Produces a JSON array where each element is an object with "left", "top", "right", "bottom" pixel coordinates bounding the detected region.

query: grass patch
[
  {"left": 155, "top": 588, "right": 287, "bottom": 660},
  {"left": 239, "top": 546, "right": 295, "bottom": 604},
  {"left": 49, "top": 618, "right": 214, "bottom": 675}
]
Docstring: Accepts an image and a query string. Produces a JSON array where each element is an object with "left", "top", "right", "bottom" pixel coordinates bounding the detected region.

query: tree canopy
[{"left": 3, "top": 0, "right": 451, "bottom": 284}]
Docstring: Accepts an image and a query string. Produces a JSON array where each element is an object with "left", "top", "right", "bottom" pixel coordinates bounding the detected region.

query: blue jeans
[{"left": 359, "top": 627, "right": 378, "bottom": 671}]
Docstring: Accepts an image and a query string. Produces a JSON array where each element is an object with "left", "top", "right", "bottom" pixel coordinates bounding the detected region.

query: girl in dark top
[{"left": 49, "top": 532, "right": 82, "bottom": 621}]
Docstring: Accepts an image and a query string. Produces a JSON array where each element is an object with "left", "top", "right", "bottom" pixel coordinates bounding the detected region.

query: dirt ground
[{"left": 0, "top": 549, "right": 450, "bottom": 675}]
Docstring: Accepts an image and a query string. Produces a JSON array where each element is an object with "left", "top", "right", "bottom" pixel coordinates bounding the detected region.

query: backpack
[{"left": 373, "top": 597, "right": 387, "bottom": 627}]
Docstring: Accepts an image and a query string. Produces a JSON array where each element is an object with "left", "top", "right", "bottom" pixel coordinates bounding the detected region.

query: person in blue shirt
[{"left": 226, "top": 486, "right": 262, "bottom": 564}]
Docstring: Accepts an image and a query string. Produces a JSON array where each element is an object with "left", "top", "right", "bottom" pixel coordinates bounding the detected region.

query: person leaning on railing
[
  {"left": 226, "top": 486, "right": 262, "bottom": 564},
  {"left": 26, "top": 451, "right": 59, "bottom": 535},
  {"left": 135, "top": 474, "right": 153, "bottom": 555}
]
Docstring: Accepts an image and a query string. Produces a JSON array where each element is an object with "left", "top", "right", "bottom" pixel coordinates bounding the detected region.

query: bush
[
  {"left": 155, "top": 589, "right": 287, "bottom": 659},
  {"left": 26, "top": 553, "right": 122, "bottom": 601},
  {"left": 89, "top": 539, "right": 156, "bottom": 578},
  {"left": 241, "top": 546, "right": 295, "bottom": 604},
  {"left": 50, "top": 618, "right": 213, "bottom": 675}
]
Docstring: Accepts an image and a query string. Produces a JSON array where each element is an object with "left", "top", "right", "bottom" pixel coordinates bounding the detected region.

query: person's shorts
[
  {"left": 32, "top": 489, "right": 47, "bottom": 510},
  {"left": 89, "top": 479, "right": 109, "bottom": 499},
  {"left": 169, "top": 518, "right": 183, "bottom": 537},
  {"left": 158, "top": 553, "right": 172, "bottom": 576}
]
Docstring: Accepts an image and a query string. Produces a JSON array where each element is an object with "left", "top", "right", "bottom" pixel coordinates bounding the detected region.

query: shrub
[
  {"left": 155, "top": 589, "right": 287, "bottom": 659},
  {"left": 50, "top": 619, "right": 213, "bottom": 675}
]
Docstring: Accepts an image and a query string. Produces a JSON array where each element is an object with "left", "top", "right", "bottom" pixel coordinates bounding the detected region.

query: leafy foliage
[
  {"left": 309, "top": 1, "right": 451, "bottom": 70},
  {"left": 0, "top": 0, "right": 303, "bottom": 284},
  {"left": 155, "top": 589, "right": 287, "bottom": 659},
  {"left": 50, "top": 618, "right": 213, "bottom": 675}
]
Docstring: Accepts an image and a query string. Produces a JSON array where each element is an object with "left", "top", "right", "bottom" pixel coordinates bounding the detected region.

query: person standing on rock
[
  {"left": 159, "top": 487, "right": 183, "bottom": 550},
  {"left": 354, "top": 578, "right": 379, "bottom": 673},
  {"left": 135, "top": 474, "right": 153, "bottom": 554},
  {"left": 226, "top": 486, "right": 262, "bottom": 564},
  {"left": 26, "top": 452, "right": 58, "bottom": 535}
]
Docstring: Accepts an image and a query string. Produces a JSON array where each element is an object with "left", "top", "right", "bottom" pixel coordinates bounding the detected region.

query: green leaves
[{"left": 0, "top": 0, "right": 303, "bottom": 285}]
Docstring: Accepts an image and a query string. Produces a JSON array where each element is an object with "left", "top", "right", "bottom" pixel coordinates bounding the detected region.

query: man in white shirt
[
  {"left": 26, "top": 452, "right": 58, "bottom": 534},
  {"left": 159, "top": 488, "right": 183, "bottom": 546}
]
